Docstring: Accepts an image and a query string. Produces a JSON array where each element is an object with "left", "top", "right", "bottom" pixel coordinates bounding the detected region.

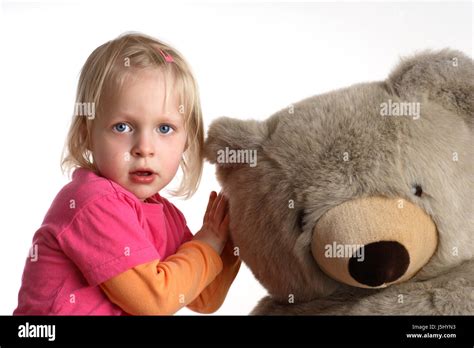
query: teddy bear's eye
[{"left": 411, "top": 184, "right": 423, "bottom": 197}]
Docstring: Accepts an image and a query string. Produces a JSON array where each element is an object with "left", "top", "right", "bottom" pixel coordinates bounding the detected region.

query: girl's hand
[{"left": 193, "top": 191, "right": 230, "bottom": 254}]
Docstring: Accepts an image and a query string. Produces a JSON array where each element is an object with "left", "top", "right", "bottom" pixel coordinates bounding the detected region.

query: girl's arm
[
  {"left": 184, "top": 191, "right": 241, "bottom": 313},
  {"left": 100, "top": 240, "right": 223, "bottom": 315},
  {"left": 186, "top": 238, "right": 241, "bottom": 313}
]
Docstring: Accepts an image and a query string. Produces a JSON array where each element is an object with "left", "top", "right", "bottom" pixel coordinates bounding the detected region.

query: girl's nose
[{"left": 131, "top": 133, "right": 155, "bottom": 158}]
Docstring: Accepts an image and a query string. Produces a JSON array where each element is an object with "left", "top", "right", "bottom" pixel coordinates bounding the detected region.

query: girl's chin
[{"left": 129, "top": 186, "right": 161, "bottom": 200}]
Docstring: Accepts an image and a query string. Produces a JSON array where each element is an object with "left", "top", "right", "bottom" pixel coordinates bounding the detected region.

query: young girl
[{"left": 14, "top": 33, "right": 241, "bottom": 315}]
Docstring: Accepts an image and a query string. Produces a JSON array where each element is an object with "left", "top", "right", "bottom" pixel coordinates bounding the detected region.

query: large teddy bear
[{"left": 205, "top": 49, "right": 473, "bottom": 314}]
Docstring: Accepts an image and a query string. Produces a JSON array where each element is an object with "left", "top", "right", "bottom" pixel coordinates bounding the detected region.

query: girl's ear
[{"left": 204, "top": 117, "right": 268, "bottom": 164}]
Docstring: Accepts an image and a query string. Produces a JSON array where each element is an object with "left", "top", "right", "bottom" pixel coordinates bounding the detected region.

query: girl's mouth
[
  {"left": 130, "top": 170, "right": 156, "bottom": 184},
  {"left": 134, "top": 171, "right": 152, "bottom": 176}
]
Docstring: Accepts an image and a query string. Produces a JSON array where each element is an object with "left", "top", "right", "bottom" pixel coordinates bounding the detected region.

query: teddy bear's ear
[
  {"left": 204, "top": 116, "right": 268, "bottom": 164},
  {"left": 386, "top": 49, "right": 473, "bottom": 127}
]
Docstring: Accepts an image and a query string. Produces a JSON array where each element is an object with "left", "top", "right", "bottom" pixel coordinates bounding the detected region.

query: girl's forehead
[
  {"left": 119, "top": 67, "right": 178, "bottom": 95},
  {"left": 102, "top": 68, "right": 182, "bottom": 114}
]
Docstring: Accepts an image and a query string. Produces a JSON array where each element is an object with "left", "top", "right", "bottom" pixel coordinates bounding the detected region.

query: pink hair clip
[{"left": 159, "top": 49, "right": 174, "bottom": 63}]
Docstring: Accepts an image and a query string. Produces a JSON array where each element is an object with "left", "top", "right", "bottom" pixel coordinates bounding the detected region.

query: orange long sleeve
[
  {"left": 100, "top": 240, "right": 223, "bottom": 315},
  {"left": 186, "top": 239, "right": 241, "bottom": 313}
]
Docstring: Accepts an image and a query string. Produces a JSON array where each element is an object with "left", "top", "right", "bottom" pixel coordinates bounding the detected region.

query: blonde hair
[{"left": 61, "top": 32, "right": 204, "bottom": 198}]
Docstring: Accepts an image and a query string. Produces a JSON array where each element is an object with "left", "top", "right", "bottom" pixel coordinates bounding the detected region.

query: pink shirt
[{"left": 14, "top": 168, "right": 193, "bottom": 315}]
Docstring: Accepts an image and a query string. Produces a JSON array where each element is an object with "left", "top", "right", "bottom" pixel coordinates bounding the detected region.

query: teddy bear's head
[{"left": 205, "top": 49, "right": 473, "bottom": 303}]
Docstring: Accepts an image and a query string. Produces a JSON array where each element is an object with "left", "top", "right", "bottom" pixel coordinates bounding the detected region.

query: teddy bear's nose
[{"left": 348, "top": 241, "right": 410, "bottom": 287}]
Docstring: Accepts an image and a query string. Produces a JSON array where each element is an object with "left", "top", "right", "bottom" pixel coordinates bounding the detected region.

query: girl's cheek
[
  {"left": 110, "top": 138, "right": 131, "bottom": 154},
  {"left": 165, "top": 147, "right": 183, "bottom": 171},
  {"left": 97, "top": 139, "right": 127, "bottom": 166}
]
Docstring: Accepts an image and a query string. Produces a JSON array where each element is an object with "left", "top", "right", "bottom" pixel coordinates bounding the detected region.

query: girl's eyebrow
[{"left": 110, "top": 111, "right": 183, "bottom": 124}]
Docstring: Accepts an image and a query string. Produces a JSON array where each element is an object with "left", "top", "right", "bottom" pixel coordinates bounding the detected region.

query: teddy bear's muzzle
[{"left": 311, "top": 196, "right": 438, "bottom": 289}]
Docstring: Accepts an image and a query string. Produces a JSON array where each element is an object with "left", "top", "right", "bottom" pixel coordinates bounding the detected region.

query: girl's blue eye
[
  {"left": 158, "top": 125, "right": 173, "bottom": 134},
  {"left": 113, "top": 123, "right": 131, "bottom": 133}
]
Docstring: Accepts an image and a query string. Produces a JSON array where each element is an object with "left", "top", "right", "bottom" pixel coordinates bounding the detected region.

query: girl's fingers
[
  {"left": 208, "top": 191, "right": 221, "bottom": 220},
  {"left": 204, "top": 191, "right": 217, "bottom": 222},
  {"left": 214, "top": 194, "right": 228, "bottom": 222},
  {"left": 220, "top": 212, "right": 230, "bottom": 233}
]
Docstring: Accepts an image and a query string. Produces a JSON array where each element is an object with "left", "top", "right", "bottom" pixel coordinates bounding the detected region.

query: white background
[{"left": 0, "top": 0, "right": 471, "bottom": 315}]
